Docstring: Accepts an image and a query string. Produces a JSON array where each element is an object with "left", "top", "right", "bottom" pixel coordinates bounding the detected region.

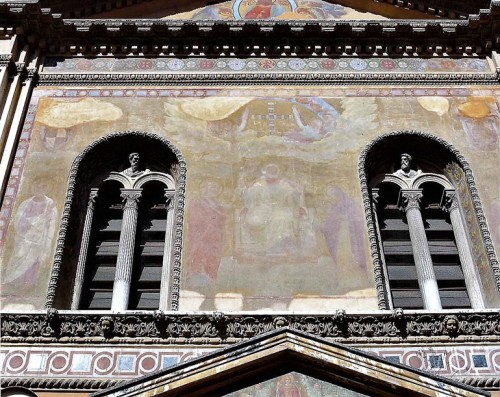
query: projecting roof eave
[
  {"left": 90, "top": 328, "right": 489, "bottom": 397},
  {"left": 1, "top": 3, "right": 499, "bottom": 57},
  {"left": 20, "top": 0, "right": 495, "bottom": 20}
]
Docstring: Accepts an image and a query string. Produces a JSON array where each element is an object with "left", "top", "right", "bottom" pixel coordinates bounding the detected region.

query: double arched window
[
  {"left": 46, "top": 132, "right": 186, "bottom": 311},
  {"left": 360, "top": 131, "right": 500, "bottom": 310}
]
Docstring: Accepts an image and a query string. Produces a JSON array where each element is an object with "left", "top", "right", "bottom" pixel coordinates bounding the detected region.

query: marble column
[
  {"left": 111, "top": 189, "right": 142, "bottom": 311},
  {"left": 443, "top": 190, "right": 485, "bottom": 309},
  {"left": 71, "top": 188, "right": 99, "bottom": 310},
  {"left": 401, "top": 189, "right": 442, "bottom": 310},
  {"left": 159, "top": 189, "right": 176, "bottom": 310}
]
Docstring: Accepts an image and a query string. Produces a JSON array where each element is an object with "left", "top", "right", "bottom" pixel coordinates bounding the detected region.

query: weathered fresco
[
  {"left": 165, "top": 0, "right": 385, "bottom": 20},
  {"left": 223, "top": 372, "right": 370, "bottom": 396},
  {"left": 1, "top": 87, "right": 499, "bottom": 311}
]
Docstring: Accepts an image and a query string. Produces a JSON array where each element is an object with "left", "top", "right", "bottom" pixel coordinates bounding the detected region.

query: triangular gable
[
  {"left": 164, "top": 0, "right": 387, "bottom": 20},
  {"left": 92, "top": 329, "right": 488, "bottom": 397}
]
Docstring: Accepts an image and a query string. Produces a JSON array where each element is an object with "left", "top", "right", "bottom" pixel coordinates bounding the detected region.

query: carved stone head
[
  {"left": 129, "top": 152, "right": 140, "bottom": 167},
  {"left": 400, "top": 153, "right": 412, "bottom": 172}
]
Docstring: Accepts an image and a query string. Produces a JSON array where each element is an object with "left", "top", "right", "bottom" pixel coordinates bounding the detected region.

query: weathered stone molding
[
  {"left": 358, "top": 130, "right": 500, "bottom": 309},
  {"left": 0, "top": 377, "right": 122, "bottom": 391},
  {"left": 1, "top": 310, "right": 499, "bottom": 344},
  {"left": 36, "top": 71, "right": 500, "bottom": 86},
  {"left": 4, "top": 372, "right": 496, "bottom": 393},
  {"left": 45, "top": 131, "right": 187, "bottom": 311}
]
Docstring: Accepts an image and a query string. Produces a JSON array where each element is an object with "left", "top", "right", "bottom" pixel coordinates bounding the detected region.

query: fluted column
[
  {"left": 159, "top": 190, "right": 176, "bottom": 310},
  {"left": 443, "top": 190, "right": 485, "bottom": 309},
  {"left": 71, "top": 188, "right": 99, "bottom": 310},
  {"left": 401, "top": 189, "right": 442, "bottom": 310},
  {"left": 111, "top": 189, "right": 142, "bottom": 311}
]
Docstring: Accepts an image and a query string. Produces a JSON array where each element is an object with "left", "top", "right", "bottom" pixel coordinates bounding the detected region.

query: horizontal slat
[
  {"left": 440, "top": 290, "right": 471, "bottom": 308},
  {"left": 141, "top": 241, "right": 165, "bottom": 256},
  {"left": 135, "top": 292, "right": 160, "bottom": 310},
  {"left": 428, "top": 241, "right": 458, "bottom": 255},
  {"left": 380, "top": 218, "right": 408, "bottom": 231},
  {"left": 423, "top": 218, "right": 453, "bottom": 231},
  {"left": 143, "top": 219, "right": 167, "bottom": 232},
  {"left": 387, "top": 266, "right": 417, "bottom": 280},
  {"left": 92, "top": 266, "right": 116, "bottom": 282},
  {"left": 383, "top": 240, "right": 413, "bottom": 254},
  {"left": 434, "top": 265, "right": 464, "bottom": 280},
  {"left": 100, "top": 218, "right": 122, "bottom": 232},
  {"left": 137, "top": 266, "right": 162, "bottom": 282},
  {"left": 96, "top": 241, "right": 119, "bottom": 256},
  {"left": 87, "top": 291, "right": 113, "bottom": 310},
  {"left": 392, "top": 290, "right": 423, "bottom": 309}
]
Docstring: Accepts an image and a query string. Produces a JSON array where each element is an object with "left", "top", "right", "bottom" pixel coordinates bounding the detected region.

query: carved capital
[
  {"left": 121, "top": 189, "right": 142, "bottom": 209},
  {"left": 442, "top": 190, "right": 459, "bottom": 213},
  {"left": 88, "top": 188, "right": 99, "bottom": 209},
  {"left": 371, "top": 188, "right": 380, "bottom": 205},
  {"left": 400, "top": 190, "right": 423, "bottom": 212},
  {"left": 164, "top": 189, "right": 175, "bottom": 208}
]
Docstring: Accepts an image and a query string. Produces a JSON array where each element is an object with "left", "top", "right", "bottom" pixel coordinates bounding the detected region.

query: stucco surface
[{"left": 1, "top": 86, "right": 499, "bottom": 311}]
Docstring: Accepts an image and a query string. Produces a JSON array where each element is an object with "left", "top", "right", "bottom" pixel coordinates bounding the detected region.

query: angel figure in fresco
[
  {"left": 185, "top": 180, "right": 227, "bottom": 285},
  {"left": 285, "top": 98, "right": 338, "bottom": 143},
  {"left": 2, "top": 182, "right": 58, "bottom": 288},
  {"left": 241, "top": 164, "right": 317, "bottom": 259}
]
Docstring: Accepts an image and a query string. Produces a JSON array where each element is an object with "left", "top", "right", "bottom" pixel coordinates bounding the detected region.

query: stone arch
[
  {"left": 358, "top": 130, "right": 499, "bottom": 309},
  {"left": 46, "top": 130, "right": 186, "bottom": 310}
]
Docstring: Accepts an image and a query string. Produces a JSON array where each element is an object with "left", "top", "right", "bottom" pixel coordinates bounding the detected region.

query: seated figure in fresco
[
  {"left": 240, "top": 164, "right": 316, "bottom": 260},
  {"left": 393, "top": 153, "right": 419, "bottom": 179}
]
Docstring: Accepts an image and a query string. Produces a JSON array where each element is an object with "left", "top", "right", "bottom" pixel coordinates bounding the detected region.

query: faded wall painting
[
  {"left": 1, "top": 86, "right": 499, "bottom": 311},
  {"left": 166, "top": 0, "right": 386, "bottom": 20},
  {"left": 223, "top": 372, "right": 370, "bottom": 397}
]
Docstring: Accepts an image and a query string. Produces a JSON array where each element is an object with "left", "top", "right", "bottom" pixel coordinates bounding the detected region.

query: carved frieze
[{"left": 2, "top": 310, "right": 499, "bottom": 343}]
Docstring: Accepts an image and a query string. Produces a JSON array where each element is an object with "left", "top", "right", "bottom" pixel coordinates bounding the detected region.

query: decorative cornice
[
  {"left": 358, "top": 130, "right": 500, "bottom": 309},
  {"left": 1, "top": 377, "right": 122, "bottom": 391},
  {"left": 36, "top": 71, "right": 500, "bottom": 85},
  {"left": 45, "top": 131, "right": 186, "bottom": 311},
  {"left": 2, "top": 374, "right": 496, "bottom": 393},
  {"left": 1, "top": 310, "right": 500, "bottom": 344},
  {"left": 1, "top": 1, "right": 500, "bottom": 57}
]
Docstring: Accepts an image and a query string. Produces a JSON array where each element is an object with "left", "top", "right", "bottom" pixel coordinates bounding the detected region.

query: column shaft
[
  {"left": 159, "top": 190, "right": 176, "bottom": 310},
  {"left": 402, "top": 190, "right": 442, "bottom": 310},
  {"left": 444, "top": 191, "right": 485, "bottom": 309},
  {"left": 71, "top": 188, "right": 99, "bottom": 310},
  {"left": 111, "top": 189, "right": 142, "bottom": 311}
]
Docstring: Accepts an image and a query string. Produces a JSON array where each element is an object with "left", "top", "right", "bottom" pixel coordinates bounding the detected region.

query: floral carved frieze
[{"left": 1, "top": 311, "right": 499, "bottom": 344}]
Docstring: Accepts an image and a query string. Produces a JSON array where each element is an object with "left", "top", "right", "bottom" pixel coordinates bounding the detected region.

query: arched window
[
  {"left": 359, "top": 131, "right": 500, "bottom": 310},
  {"left": 46, "top": 131, "right": 186, "bottom": 311}
]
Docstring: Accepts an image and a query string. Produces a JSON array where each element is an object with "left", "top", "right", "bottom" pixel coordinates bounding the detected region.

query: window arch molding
[
  {"left": 45, "top": 130, "right": 186, "bottom": 310},
  {"left": 358, "top": 130, "right": 500, "bottom": 310}
]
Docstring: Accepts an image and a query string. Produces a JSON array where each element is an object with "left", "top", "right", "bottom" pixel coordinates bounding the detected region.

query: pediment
[{"left": 92, "top": 329, "right": 487, "bottom": 397}]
